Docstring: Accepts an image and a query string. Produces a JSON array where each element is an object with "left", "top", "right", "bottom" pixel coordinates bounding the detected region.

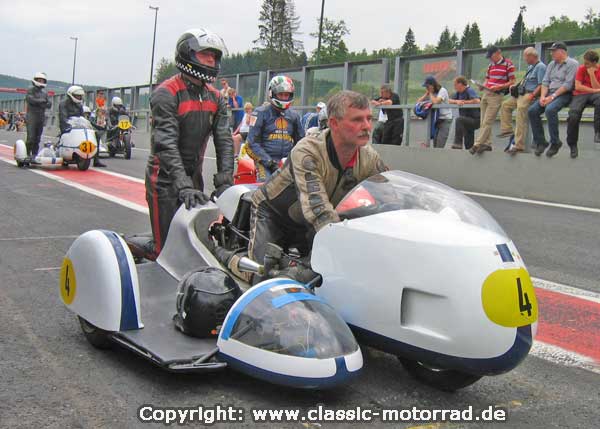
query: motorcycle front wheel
[
  {"left": 124, "top": 133, "right": 132, "bottom": 159},
  {"left": 398, "top": 357, "right": 482, "bottom": 391}
]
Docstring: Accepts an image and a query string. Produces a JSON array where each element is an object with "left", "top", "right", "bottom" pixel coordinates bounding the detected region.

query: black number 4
[
  {"left": 517, "top": 278, "right": 532, "bottom": 317},
  {"left": 65, "top": 265, "right": 70, "bottom": 296}
]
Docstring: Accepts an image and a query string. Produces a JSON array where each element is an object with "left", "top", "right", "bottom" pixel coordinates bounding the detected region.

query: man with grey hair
[
  {"left": 528, "top": 41, "right": 578, "bottom": 157},
  {"left": 214, "top": 90, "right": 388, "bottom": 283},
  {"left": 498, "top": 47, "right": 546, "bottom": 154}
]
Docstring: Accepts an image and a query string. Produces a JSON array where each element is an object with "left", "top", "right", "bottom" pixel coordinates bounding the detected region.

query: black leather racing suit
[
  {"left": 145, "top": 73, "right": 234, "bottom": 253},
  {"left": 25, "top": 86, "right": 51, "bottom": 156},
  {"left": 107, "top": 105, "right": 129, "bottom": 142},
  {"left": 58, "top": 98, "right": 83, "bottom": 134}
]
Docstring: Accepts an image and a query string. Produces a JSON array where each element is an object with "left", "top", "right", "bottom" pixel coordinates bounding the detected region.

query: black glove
[
  {"left": 265, "top": 159, "right": 278, "bottom": 173},
  {"left": 178, "top": 188, "right": 209, "bottom": 209},
  {"left": 213, "top": 172, "right": 234, "bottom": 197}
]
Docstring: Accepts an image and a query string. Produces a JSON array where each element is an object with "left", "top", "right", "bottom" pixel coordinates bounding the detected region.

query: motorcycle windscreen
[
  {"left": 217, "top": 278, "right": 362, "bottom": 388},
  {"left": 336, "top": 170, "right": 507, "bottom": 238}
]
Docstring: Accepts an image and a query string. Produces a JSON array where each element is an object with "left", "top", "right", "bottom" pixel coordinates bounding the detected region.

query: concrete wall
[{"left": 375, "top": 142, "right": 600, "bottom": 208}]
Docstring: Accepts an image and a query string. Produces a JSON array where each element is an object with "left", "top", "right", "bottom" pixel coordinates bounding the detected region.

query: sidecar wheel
[
  {"left": 78, "top": 317, "right": 112, "bottom": 349},
  {"left": 398, "top": 357, "right": 482, "bottom": 392},
  {"left": 76, "top": 157, "right": 91, "bottom": 171}
]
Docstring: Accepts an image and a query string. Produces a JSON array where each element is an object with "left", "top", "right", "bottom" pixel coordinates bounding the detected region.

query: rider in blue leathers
[{"left": 246, "top": 75, "right": 304, "bottom": 181}]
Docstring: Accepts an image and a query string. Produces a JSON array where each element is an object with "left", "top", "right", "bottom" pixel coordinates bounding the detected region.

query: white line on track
[
  {"left": 34, "top": 267, "right": 61, "bottom": 271},
  {"left": 532, "top": 277, "right": 600, "bottom": 304},
  {"left": 0, "top": 235, "right": 78, "bottom": 241},
  {"left": 93, "top": 168, "right": 145, "bottom": 184},
  {"left": 462, "top": 190, "right": 600, "bottom": 214},
  {"left": 530, "top": 341, "right": 600, "bottom": 374}
]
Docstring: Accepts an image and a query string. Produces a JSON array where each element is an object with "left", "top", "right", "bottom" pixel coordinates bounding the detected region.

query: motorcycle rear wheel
[
  {"left": 398, "top": 357, "right": 482, "bottom": 391},
  {"left": 76, "top": 156, "right": 91, "bottom": 171}
]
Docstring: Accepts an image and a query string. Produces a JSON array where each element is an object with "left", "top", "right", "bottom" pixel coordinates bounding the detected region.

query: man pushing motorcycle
[
  {"left": 216, "top": 90, "right": 388, "bottom": 283},
  {"left": 143, "top": 28, "right": 234, "bottom": 256}
]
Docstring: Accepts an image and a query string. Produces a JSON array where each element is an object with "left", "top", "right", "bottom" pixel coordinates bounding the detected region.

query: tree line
[{"left": 154, "top": 1, "right": 600, "bottom": 83}]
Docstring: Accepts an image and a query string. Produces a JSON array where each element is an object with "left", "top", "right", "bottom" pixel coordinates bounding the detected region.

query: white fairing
[
  {"left": 157, "top": 203, "right": 223, "bottom": 281},
  {"left": 14, "top": 139, "right": 27, "bottom": 161},
  {"left": 312, "top": 210, "right": 528, "bottom": 360},
  {"left": 57, "top": 118, "right": 98, "bottom": 160},
  {"left": 216, "top": 184, "right": 258, "bottom": 221},
  {"left": 61, "top": 230, "right": 142, "bottom": 331}
]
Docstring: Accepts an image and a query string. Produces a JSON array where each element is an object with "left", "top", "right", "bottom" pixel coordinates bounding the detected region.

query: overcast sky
[{"left": 1, "top": 0, "right": 596, "bottom": 87}]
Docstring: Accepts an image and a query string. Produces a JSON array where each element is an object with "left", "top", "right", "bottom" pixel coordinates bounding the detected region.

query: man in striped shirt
[{"left": 470, "top": 46, "right": 516, "bottom": 154}]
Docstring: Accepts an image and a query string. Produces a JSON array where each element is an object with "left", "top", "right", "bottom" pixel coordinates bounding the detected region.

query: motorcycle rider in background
[
  {"left": 246, "top": 75, "right": 304, "bottom": 181},
  {"left": 25, "top": 72, "right": 52, "bottom": 164},
  {"left": 142, "top": 28, "right": 234, "bottom": 256},
  {"left": 106, "top": 96, "right": 129, "bottom": 143},
  {"left": 59, "top": 86, "right": 85, "bottom": 134}
]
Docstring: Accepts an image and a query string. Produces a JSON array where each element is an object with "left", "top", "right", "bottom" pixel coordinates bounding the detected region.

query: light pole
[
  {"left": 70, "top": 36, "right": 78, "bottom": 85},
  {"left": 518, "top": 5, "right": 527, "bottom": 71},
  {"left": 149, "top": 5, "right": 159, "bottom": 91},
  {"left": 316, "top": 0, "right": 325, "bottom": 64}
]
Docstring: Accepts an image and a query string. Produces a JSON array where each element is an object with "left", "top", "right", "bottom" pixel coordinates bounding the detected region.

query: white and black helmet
[
  {"left": 112, "top": 96, "right": 123, "bottom": 107},
  {"left": 32, "top": 72, "right": 47, "bottom": 88},
  {"left": 67, "top": 85, "right": 85, "bottom": 104},
  {"left": 175, "top": 28, "right": 228, "bottom": 83}
]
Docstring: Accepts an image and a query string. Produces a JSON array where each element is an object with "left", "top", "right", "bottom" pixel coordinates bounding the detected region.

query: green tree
[
  {"left": 468, "top": 22, "right": 483, "bottom": 48},
  {"left": 154, "top": 57, "right": 177, "bottom": 84},
  {"left": 459, "top": 24, "right": 471, "bottom": 49},
  {"left": 529, "top": 16, "right": 583, "bottom": 42},
  {"left": 254, "top": 0, "right": 305, "bottom": 69},
  {"left": 509, "top": 12, "right": 527, "bottom": 44},
  {"left": 450, "top": 31, "right": 459, "bottom": 50},
  {"left": 401, "top": 27, "right": 419, "bottom": 56},
  {"left": 309, "top": 18, "right": 350, "bottom": 64},
  {"left": 436, "top": 26, "right": 455, "bottom": 53}
]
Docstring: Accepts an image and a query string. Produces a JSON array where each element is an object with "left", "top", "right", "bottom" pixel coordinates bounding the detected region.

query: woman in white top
[
  {"left": 417, "top": 76, "right": 453, "bottom": 148},
  {"left": 232, "top": 102, "right": 254, "bottom": 157}
]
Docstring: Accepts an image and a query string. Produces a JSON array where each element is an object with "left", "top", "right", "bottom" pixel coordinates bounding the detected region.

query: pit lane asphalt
[{"left": 1, "top": 129, "right": 599, "bottom": 428}]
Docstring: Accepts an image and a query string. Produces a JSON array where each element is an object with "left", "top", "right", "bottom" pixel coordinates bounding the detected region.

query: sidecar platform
[{"left": 111, "top": 262, "right": 226, "bottom": 373}]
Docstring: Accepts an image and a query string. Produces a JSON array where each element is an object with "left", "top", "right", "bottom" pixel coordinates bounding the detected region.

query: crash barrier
[{"left": 3, "top": 37, "right": 599, "bottom": 126}]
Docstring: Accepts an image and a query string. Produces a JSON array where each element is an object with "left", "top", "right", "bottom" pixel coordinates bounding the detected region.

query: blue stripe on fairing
[
  {"left": 101, "top": 230, "right": 139, "bottom": 330},
  {"left": 217, "top": 352, "right": 360, "bottom": 389},
  {"left": 497, "top": 244, "right": 514, "bottom": 262},
  {"left": 271, "top": 292, "right": 325, "bottom": 309},
  {"left": 220, "top": 278, "right": 302, "bottom": 340},
  {"left": 350, "top": 324, "right": 532, "bottom": 376}
]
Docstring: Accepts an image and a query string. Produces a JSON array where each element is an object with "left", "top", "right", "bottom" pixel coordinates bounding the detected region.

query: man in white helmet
[
  {"left": 142, "top": 28, "right": 234, "bottom": 257},
  {"left": 106, "top": 96, "right": 128, "bottom": 143},
  {"left": 59, "top": 86, "right": 85, "bottom": 134},
  {"left": 25, "top": 72, "right": 52, "bottom": 163}
]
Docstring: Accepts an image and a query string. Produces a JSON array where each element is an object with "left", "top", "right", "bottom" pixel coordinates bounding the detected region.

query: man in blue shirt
[
  {"left": 247, "top": 75, "right": 304, "bottom": 181},
  {"left": 449, "top": 76, "right": 480, "bottom": 150},
  {"left": 301, "top": 102, "right": 326, "bottom": 133},
  {"left": 528, "top": 42, "right": 579, "bottom": 157},
  {"left": 498, "top": 47, "right": 546, "bottom": 154},
  {"left": 227, "top": 87, "right": 244, "bottom": 131}
]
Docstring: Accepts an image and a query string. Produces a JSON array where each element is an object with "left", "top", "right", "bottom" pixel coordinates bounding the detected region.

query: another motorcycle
[
  {"left": 14, "top": 116, "right": 98, "bottom": 171},
  {"left": 106, "top": 114, "right": 133, "bottom": 159}
]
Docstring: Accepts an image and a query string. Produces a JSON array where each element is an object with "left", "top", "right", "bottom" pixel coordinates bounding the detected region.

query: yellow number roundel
[
  {"left": 60, "top": 257, "right": 77, "bottom": 305},
  {"left": 481, "top": 268, "right": 538, "bottom": 327}
]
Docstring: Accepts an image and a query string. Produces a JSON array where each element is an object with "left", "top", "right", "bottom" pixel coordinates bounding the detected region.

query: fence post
[
  {"left": 300, "top": 66, "right": 308, "bottom": 107},
  {"left": 257, "top": 71, "right": 266, "bottom": 105},
  {"left": 381, "top": 58, "right": 390, "bottom": 85},
  {"left": 456, "top": 49, "right": 464, "bottom": 76},
  {"left": 343, "top": 62, "right": 351, "bottom": 90}
]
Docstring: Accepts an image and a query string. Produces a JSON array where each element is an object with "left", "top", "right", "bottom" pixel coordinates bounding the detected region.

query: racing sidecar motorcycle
[
  {"left": 60, "top": 170, "right": 538, "bottom": 391},
  {"left": 14, "top": 117, "right": 98, "bottom": 170},
  {"left": 106, "top": 114, "right": 134, "bottom": 159},
  {"left": 209, "top": 170, "right": 539, "bottom": 391}
]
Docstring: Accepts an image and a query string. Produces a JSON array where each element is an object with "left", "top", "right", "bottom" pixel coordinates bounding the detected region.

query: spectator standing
[
  {"left": 95, "top": 90, "right": 106, "bottom": 109},
  {"left": 232, "top": 102, "right": 254, "bottom": 156},
  {"left": 372, "top": 84, "right": 403, "bottom": 145},
  {"left": 498, "top": 47, "right": 546, "bottom": 155},
  {"left": 7, "top": 110, "right": 16, "bottom": 131},
  {"left": 528, "top": 42, "right": 578, "bottom": 157},
  {"left": 417, "top": 76, "right": 453, "bottom": 148},
  {"left": 227, "top": 87, "right": 244, "bottom": 130},
  {"left": 566, "top": 49, "right": 600, "bottom": 157},
  {"left": 448, "top": 76, "right": 481, "bottom": 149},
  {"left": 220, "top": 78, "right": 230, "bottom": 101},
  {"left": 470, "top": 46, "right": 516, "bottom": 154},
  {"left": 301, "top": 102, "right": 326, "bottom": 133}
]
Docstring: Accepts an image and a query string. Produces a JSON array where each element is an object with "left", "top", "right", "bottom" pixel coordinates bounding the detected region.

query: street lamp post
[
  {"left": 149, "top": 5, "right": 159, "bottom": 91},
  {"left": 70, "top": 36, "right": 78, "bottom": 85},
  {"left": 518, "top": 5, "right": 527, "bottom": 71},
  {"left": 316, "top": 0, "right": 325, "bottom": 65}
]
